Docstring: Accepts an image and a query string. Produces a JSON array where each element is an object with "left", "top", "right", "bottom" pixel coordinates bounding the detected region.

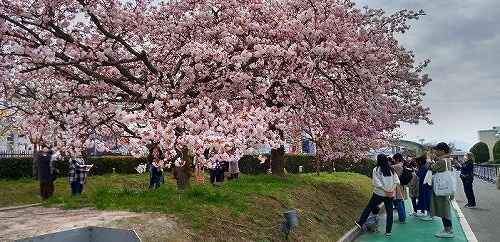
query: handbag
[
  {"left": 52, "top": 168, "right": 60, "bottom": 181},
  {"left": 432, "top": 159, "right": 456, "bottom": 196},
  {"left": 423, "top": 170, "right": 433, "bottom": 189}
]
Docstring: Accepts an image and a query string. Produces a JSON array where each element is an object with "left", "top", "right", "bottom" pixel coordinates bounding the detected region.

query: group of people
[
  {"left": 36, "top": 142, "right": 92, "bottom": 200},
  {"left": 208, "top": 160, "right": 240, "bottom": 184},
  {"left": 355, "top": 142, "right": 477, "bottom": 238},
  {"left": 145, "top": 144, "right": 241, "bottom": 188}
]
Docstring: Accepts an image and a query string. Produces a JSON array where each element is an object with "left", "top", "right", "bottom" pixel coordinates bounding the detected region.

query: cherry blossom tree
[{"left": 1, "top": 0, "right": 431, "bottom": 187}]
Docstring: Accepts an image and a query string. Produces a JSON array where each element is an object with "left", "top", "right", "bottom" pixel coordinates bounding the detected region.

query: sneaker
[
  {"left": 394, "top": 220, "right": 407, "bottom": 224},
  {"left": 465, "top": 205, "right": 476, "bottom": 209},
  {"left": 408, "top": 212, "right": 417, "bottom": 216},
  {"left": 416, "top": 212, "right": 426, "bottom": 217},
  {"left": 421, "top": 216, "right": 434, "bottom": 221},
  {"left": 355, "top": 221, "right": 362, "bottom": 229},
  {"left": 385, "top": 232, "right": 392, "bottom": 236},
  {"left": 371, "top": 229, "right": 380, "bottom": 233},
  {"left": 464, "top": 204, "right": 470, "bottom": 207},
  {"left": 435, "top": 230, "right": 454, "bottom": 238}
]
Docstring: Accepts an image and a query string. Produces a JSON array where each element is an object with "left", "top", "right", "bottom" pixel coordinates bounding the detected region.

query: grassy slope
[{"left": 0, "top": 172, "right": 373, "bottom": 241}]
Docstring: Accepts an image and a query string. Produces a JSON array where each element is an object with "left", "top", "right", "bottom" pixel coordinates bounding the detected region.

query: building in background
[{"left": 478, "top": 126, "right": 500, "bottom": 161}]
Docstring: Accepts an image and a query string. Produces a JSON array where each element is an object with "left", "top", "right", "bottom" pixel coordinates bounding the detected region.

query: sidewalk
[
  {"left": 353, "top": 172, "right": 499, "bottom": 242},
  {"left": 354, "top": 199, "right": 467, "bottom": 241}
]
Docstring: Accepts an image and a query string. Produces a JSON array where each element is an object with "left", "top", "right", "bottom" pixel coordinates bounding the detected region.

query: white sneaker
[
  {"left": 416, "top": 212, "right": 426, "bottom": 217},
  {"left": 408, "top": 212, "right": 417, "bottom": 216},
  {"left": 421, "top": 216, "right": 434, "bottom": 221},
  {"left": 435, "top": 230, "right": 454, "bottom": 238}
]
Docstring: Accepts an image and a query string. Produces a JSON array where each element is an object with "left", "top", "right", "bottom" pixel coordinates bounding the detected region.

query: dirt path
[{"left": 0, "top": 205, "right": 194, "bottom": 242}]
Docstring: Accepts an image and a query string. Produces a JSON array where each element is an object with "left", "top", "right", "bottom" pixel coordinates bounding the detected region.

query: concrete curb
[
  {"left": 337, "top": 227, "right": 361, "bottom": 242},
  {"left": 452, "top": 199, "right": 478, "bottom": 242},
  {"left": 0, "top": 203, "right": 42, "bottom": 212},
  {"left": 338, "top": 203, "right": 385, "bottom": 242}
]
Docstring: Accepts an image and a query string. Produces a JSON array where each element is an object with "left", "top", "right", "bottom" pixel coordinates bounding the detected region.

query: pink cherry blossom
[{"left": 1, "top": 0, "right": 430, "bottom": 163}]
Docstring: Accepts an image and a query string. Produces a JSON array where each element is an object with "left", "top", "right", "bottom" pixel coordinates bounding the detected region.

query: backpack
[{"left": 399, "top": 167, "right": 413, "bottom": 186}]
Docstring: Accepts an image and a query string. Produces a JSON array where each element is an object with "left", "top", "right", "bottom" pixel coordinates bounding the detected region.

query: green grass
[{"left": 0, "top": 172, "right": 373, "bottom": 241}]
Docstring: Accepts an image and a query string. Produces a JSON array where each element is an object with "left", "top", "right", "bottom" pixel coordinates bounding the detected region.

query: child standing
[
  {"left": 148, "top": 146, "right": 164, "bottom": 189},
  {"left": 365, "top": 206, "right": 381, "bottom": 233}
]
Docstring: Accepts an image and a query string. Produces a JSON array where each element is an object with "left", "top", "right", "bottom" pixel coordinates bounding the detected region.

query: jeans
[
  {"left": 357, "top": 193, "right": 394, "bottom": 233},
  {"left": 463, "top": 180, "right": 476, "bottom": 206},
  {"left": 442, "top": 218, "right": 452, "bottom": 228},
  {"left": 71, "top": 181, "right": 84, "bottom": 195},
  {"left": 395, "top": 199, "right": 406, "bottom": 221}
]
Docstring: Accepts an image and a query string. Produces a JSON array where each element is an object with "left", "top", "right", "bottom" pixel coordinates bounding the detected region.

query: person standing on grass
[
  {"left": 68, "top": 156, "right": 92, "bottom": 195},
  {"left": 427, "top": 142, "right": 455, "bottom": 238},
  {"left": 228, "top": 160, "right": 240, "bottom": 180},
  {"left": 355, "top": 154, "right": 399, "bottom": 236},
  {"left": 36, "top": 142, "right": 60, "bottom": 200},
  {"left": 148, "top": 146, "right": 164, "bottom": 189},
  {"left": 454, "top": 152, "right": 476, "bottom": 209}
]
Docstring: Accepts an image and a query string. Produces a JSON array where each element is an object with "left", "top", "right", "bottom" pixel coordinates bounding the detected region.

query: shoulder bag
[{"left": 432, "top": 159, "right": 456, "bottom": 196}]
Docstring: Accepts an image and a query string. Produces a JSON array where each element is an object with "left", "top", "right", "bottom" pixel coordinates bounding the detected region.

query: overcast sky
[{"left": 354, "top": 0, "right": 500, "bottom": 150}]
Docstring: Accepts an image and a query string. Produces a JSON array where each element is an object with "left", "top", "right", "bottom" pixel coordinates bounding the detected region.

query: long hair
[
  {"left": 377, "top": 154, "right": 395, "bottom": 177},
  {"left": 414, "top": 155, "right": 427, "bottom": 168},
  {"left": 465, "top": 152, "right": 475, "bottom": 162}
]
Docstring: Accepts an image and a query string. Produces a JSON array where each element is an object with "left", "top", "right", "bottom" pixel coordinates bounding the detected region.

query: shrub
[
  {"left": 2, "top": 153, "right": 375, "bottom": 180},
  {"left": 333, "top": 157, "right": 376, "bottom": 178},
  {"left": 0, "top": 155, "right": 147, "bottom": 180},
  {"left": 493, "top": 140, "right": 500, "bottom": 162},
  {"left": 0, "top": 157, "right": 33, "bottom": 180},
  {"left": 469, "top": 142, "right": 490, "bottom": 163},
  {"left": 238, "top": 153, "right": 375, "bottom": 177}
]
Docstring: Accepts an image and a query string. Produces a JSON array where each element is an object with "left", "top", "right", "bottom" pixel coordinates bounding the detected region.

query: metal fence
[
  {"left": 0, "top": 151, "right": 32, "bottom": 158},
  {"left": 474, "top": 163, "right": 500, "bottom": 183}
]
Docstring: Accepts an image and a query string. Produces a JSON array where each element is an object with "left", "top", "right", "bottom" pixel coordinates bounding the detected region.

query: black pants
[
  {"left": 357, "top": 193, "right": 394, "bottom": 233},
  {"left": 209, "top": 169, "right": 224, "bottom": 183},
  {"left": 462, "top": 180, "right": 476, "bottom": 206},
  {"left": 411, "top": 197, "right": 418, "bottom": 212}
]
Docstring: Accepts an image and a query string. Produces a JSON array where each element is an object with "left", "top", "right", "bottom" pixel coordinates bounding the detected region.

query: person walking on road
[
  {"left": 427, "top": 142, "right": 454, "bottom": 238},
  {"left": 454, "top": 152, "right": 476, "bottom": 208},
  {"left": 355, "top": 154, "right": 399, "bottom": 236}
]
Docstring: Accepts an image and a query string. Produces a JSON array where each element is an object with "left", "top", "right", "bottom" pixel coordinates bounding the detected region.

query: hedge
[
  {"left": 0, "top": 156, "right": 147, "bottom": 180},
  {"left": 238, "top": 154, "right": 376, "bottom": 177},
  {"left": 1, "top": 154, "right": 376, "bottom": 180}
]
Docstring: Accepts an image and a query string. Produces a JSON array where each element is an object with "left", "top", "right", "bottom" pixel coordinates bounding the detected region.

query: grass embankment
[{"left": 0, "top": 172, "right": 373, "bottom": 241}]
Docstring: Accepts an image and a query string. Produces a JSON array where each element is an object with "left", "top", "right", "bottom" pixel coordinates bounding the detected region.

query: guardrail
[
  {"left": 474, "top": 164, "right": 500, "bottom": 183},
  {"left": 0, "top": 151, "right": 32, "bottom": 158}
]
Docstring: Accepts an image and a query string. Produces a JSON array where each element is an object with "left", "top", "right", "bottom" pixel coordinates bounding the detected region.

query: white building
[
  {"left": 478, "top": 126, "right": 500, "bottom": 161},
  {"left": 0, "top": 132, "right": 31, "bottom": 154}
]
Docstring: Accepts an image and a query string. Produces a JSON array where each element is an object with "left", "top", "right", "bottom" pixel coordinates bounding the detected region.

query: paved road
[
  {"left": 352, "top": 172, "right": 499, "bottom": 242},
  {"left": 453, "top": 174, "right": 499, "bottom": 242}
]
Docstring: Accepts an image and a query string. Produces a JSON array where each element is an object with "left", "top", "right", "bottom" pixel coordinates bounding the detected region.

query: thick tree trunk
[
  {"left": 327, "top": 160, "right": 334, "bottom": 173},
  {"left": 270, "top": 145, "right": 286, "bottom": 175},
  {"left": 174, "top": 165, "right": 191, "bottom": 189},
  {"left": 174, "top": 148, "right": 192, "bottom": 189}
]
